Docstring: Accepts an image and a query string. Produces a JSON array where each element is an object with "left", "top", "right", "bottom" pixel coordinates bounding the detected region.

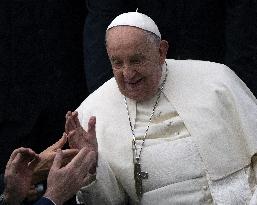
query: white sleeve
[
  {"left": 249, "top": 191, "right": 257, "bottom": 205},
  {"left": 76, "top": 153, "right": 126, "bottom": 205},
  {"left": 207, "top": 156, "right": 257, "bottom": 204},
  {"left": 249, "top": 156, "right": 257, "bottom": 205}
]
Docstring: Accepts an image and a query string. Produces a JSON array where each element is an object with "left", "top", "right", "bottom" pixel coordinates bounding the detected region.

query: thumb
[
  {"left": 51, "top": 133, "right": 67, "bottom": 150},
  {"left": 51, "top": 149, "right": 63, "bottom": 170},
  {"left": 87, "top": 116, "right": 96, "bottom": 131},
  {"left": 28, "top": 154, "right": 40, "bottom": 170},
  {"left": 87, "top": 116, "right": 96, "bottom": 144}
]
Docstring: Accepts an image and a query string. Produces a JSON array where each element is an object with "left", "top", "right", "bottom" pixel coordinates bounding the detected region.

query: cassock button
[
  {"left": 202, "top": 185, "right": 208, "bottom": 191},
  {"left": 167, "top": 121, "right": 173, "bottom": 127}
]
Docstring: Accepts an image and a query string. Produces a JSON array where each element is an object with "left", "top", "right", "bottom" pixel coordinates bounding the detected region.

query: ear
[{"left": 159, "top": 40, "right": 169, "bottom": 65}]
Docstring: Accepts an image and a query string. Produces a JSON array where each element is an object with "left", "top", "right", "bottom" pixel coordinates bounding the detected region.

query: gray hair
[{"left": 143, "top": 29, "right": 161, "bottom": 46}]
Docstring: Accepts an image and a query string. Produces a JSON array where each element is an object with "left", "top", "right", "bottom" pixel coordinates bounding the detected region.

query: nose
[{"left": 123, "top": 65, "right": 137, "bottom": 81}]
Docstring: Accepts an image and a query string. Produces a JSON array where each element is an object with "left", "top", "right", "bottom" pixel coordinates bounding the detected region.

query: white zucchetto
[{"left": 107, "top": 12, "right": 161, "bottom": 38}]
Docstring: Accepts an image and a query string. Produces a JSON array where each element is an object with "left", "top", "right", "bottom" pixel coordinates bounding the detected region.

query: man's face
[{"left": 106, "top": 26, "right": 167, "bottom": 102}]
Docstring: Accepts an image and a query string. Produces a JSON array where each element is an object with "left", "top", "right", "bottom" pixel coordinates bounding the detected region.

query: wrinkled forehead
[{"left": 106, "top": 26, "right": 149, "bottom": 46}]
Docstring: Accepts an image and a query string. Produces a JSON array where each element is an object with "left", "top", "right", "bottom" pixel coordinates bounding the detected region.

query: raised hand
[
  {"left": 44, "top": 148, "right": 97, "bottom": 205},
  {"left": 4, "top": 147, "right": 39, "bottom": 205},
  {"left": 65, "top": 111, "right": 97, "bottom": 152}
]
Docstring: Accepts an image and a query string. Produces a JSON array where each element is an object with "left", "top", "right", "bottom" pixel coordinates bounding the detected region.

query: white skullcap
[{"left": 107, "top": 12, "right": 161, "bottom": 38}]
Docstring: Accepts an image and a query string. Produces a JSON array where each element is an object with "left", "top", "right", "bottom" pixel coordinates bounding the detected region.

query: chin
[
  {"left": 121, "top": 91, "right": 141, "bottom": 101},
  {"left": 124, "top": 91, "right": 154, "bottom": 102},
  {"left": 119, "top": 85, "right": 156, "bottom": 102}
]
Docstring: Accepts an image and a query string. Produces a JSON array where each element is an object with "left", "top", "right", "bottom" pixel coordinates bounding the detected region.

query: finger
[
  {"left": 81, "top": 151, "right": 97, "bottom": 176},
  {"left": 72, "top": 111, "right": 78, "bottom": 117},
  {"left": 8, "top": 148, "right": 37, "bottom": 168},
  {"left": 73, "top": 111, "right": 81, "bottom": 128},
  {"left": 67, "top": 147, "right": 89, "bottom": 168},
  {"left": 62, "top": 149, "right": 79, "bottom": 160},
  {"left": 61, "top": 157, "right": 74, "bottom": 166},
  {"left": 66, "top": 116, "right": 76, "bottom": 133},
  {"left": 87, "top": 116, "right": 96, "bottom": 131},
  {"left": 19, "top": 149, "right": 38, "bottom": 162},
  {"left": 51, "top": 149, "right": 63, "bottom": 170},
  {"left": 7, "top": 147, "right": 30, "bottom": 165},
  {"left": 69, "top": 113, "right": 77, "bottom": 128},
  {"left": 65, "top": 111, "right": 73, "bottom": 120},
  {"left": 81, "top": 151, "right": 97, "bottom": 184},
  {"left": 62, "top": 148, "right": 79, "bottom": 154},
  {"left": 88, "top": 160, "right": 97, "bottom": 174},
  {"left": 87, "top": 116, "right": 97, "bottom": 146},
  {"left": 50, "top": 133, "right": 67, "bottom": 150},
  {"left": 67, "top": 130, "right": 77, "bottom": 148},
  {"left": 61, "top": 149, "right": 79, "bottom": 166},
  {"left": 17, "top": 147, "right": 36, "bottom": 155},
  {"left": 67, "top": 130, "right": 76, "bottom": 138},
  {"left": 28, "top": 155, "right": 40, "bottom": 170},
  {"left": 11, "top": 153, "right": 23, "bottom": 168},
  {"left": 65, "top": 111, "right": 73, "bottom": 133},
  {"left": 65, "top": 118, "right": 69, "bottom": 133},
  {"left": 82, "top": 173, "right": 96, "bottom": 187},
  {"left": 67, "top": 117, "right": 74, "bottom": 131}
]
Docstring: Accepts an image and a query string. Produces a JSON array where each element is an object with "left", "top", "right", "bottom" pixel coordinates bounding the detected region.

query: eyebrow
[
  {"left": 110, "top": 56, "right": 119, "bottom": 61},
  {"left": 109, "top": 52, "right": 147, "bottom": 63},
  {"left": 130, "top": 53, "right": 145, "bottom": 60}
]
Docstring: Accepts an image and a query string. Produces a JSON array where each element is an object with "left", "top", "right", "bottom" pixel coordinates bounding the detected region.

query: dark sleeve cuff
[
  {"left": 0, "top": 173, "right": 4, "bottom": 193},
  {"left": 33, "top": 197, "right": 56, "bottom": 205}
]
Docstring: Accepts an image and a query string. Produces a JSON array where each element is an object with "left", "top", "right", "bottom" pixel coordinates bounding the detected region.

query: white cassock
[{"left": 75, "top": 59, "right": 257, "bottom": 205}]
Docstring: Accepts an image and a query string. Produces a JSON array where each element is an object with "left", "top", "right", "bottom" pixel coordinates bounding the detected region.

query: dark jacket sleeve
[
  {"left": 0, "top": 174, "right": 4, "bottom": 193},
  {"left": 33, "top": 197, "right": 55, "bottom": 205}
]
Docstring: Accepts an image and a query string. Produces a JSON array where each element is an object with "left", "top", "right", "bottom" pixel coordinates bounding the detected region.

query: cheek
[
  {"left": 113, "top": 70, "right": 124, "bottom": 84},
  {"left": 144, "top": 65, "right": 160, "bottom": 81}
]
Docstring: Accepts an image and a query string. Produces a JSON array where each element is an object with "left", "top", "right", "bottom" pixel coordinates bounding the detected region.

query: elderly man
[{"left": 66, "top": 12, "right": 257, "bottom": 204}]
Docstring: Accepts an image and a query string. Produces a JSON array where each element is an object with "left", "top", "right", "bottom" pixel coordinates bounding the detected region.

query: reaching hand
[
  {"left": 44, "top": 148, "right": 97, "bottom": 205},
  {"left": 3, "top": 147, "right": 39, "bottom": 205},
  {"left": 65, "top": 111, "right": 97, "bottom": 152},
  {"left": 32, "top": 134, "right": 79, "bottom": 185}
]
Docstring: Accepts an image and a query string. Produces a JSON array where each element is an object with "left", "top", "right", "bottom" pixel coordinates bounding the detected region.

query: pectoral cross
[{"left": 134, "top": 158, "right": 148, "bottom": 199}]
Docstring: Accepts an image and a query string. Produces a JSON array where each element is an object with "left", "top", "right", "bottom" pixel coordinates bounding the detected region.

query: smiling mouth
[
  {"left": 126, "top": 78, "right": 143, "bottom": 85},
  {"left": 124, "top": 78, "right": 144, "bottom": 90}
]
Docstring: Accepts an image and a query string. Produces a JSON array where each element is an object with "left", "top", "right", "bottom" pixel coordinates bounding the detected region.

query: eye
[
  {"left": 129, "top": 55, "right": 145, "bottom": 66},
  {"left": 130, "top": 58, "right": 141, "bottom": 65},
  {"left": 110, "top": 58, "right": 123, "bottom": 69}
]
